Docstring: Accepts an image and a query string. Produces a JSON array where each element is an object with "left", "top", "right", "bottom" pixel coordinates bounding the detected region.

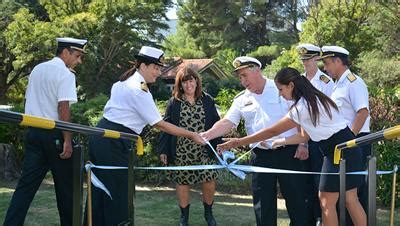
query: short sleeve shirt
[
  {"left": 330, "top": 69, "right": 370, "bottom": 133},
  {"left": 103, "top": 71, "right": 162, "bottom": 134},
  {"left": 224, "top": 78, "right": 297, "bottom": 148},
  {"left": 287, "top": 98, "right": 347, "bottom": 141},
  {"left": 307, "top": 69, "right": 334, "bottom": 97},
  {"left": 25, "top": 57, "right": 77, "bottom": 120}
]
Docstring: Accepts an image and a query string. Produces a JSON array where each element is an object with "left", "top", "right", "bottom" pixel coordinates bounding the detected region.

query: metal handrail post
[
  {"left": 367, "top": 156, "right": 377, "bottom": 226},
  {"left": 86, "top": 162, "right": 93, "bottom": 226},
  {"left": 389, "top": 165, "right": 398, "bottom": 226},
  {"left": 72, "top": 143, "right": 84, "bottom": 226},
  {"left": 127, "top": 142, "right": 136, "bottom": 225},
  {"left": 339, "top": 159, "right": 346, "bottom": 226}
]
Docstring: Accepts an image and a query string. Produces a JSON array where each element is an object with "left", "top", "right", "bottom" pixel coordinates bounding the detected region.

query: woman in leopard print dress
[{"left": 157, "top": 66, "right": 222, "bottom": 226}]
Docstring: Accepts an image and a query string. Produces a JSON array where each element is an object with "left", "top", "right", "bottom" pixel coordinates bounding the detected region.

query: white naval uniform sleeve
[
  {"left": 57, "top": 72, "right": 77, "bottom": 104},
  {"left": 130, "top": 90, "right": 162, "bottom": 126},
  {"left": 287, "top": 104, "right": 302, "bottom": 125},
  {"left": 348, "top": 79, "right": 369, "bottom": 112},
  {"left": 224, "top": 97, "right": 242, "bottom": 127}
]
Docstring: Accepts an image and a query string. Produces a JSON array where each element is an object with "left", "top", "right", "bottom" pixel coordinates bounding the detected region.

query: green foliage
[
  {"left": 163, "top": 23, "right": 206, "bottom": 59},
  {"left": 202, "top": 75, "right": 241, "bottom": 98},
  {"left": 248, "top": 45, "right": 282, "bottom": 68},
  {"left": 5, "top": 8, "right": 60, "bottom": 69},
  {"left": 201, "top": 75, "right": 220, "bottom": 98},
  {"left": 212, "top": 48, "right": 238, "bottom": 75},
  {"left": 264, "top": 47, "right": 303, "bottom": 78},
  {"left": 149, "top": 78, "right": 172, "bottom": 101},
  {"left": 375, "top": 140, "right": 400, "bottom": 206},
  {"left": 2, "top": 0, "right": 173, "bottom": 103},
  {"left": 0, "top": 1, "right": 38, "bottom": 104},
  {"left": 214, "top": 88, "right": 240, "bottom": 114},
  {"left": 300, "top": 0, "right": 376, "bottom": 59},
  {"left": 368, "top": 87, "right": 399, "bottom": 206},
  {"left": 356, "top": 51, "right": 400, "bottom": 89},
  {"left": 370, "top": 2, "right": 400, "bottom": 56},
  {"left": 177, "top": 0, "right": 303, "bottom": 56},
  {"left": 0, "top": 103, "right": 25, "bottom": 161},
  {"left": 70, "top": 94, "right": 108, "bottom": 127}
]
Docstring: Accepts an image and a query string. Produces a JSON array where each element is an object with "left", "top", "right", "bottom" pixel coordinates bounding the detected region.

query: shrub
[
  {"left": 356, "top": 51, "right": 400, "bottom": 89},
  {"left": 0, "top": 104, "right": 25, "bottom": 162},
  {"left": 368, "top": 86, "right": 400, "bottom": 206}
]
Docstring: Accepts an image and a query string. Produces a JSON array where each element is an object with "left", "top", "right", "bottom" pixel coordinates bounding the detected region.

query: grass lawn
[{"left": 0, "top": 179, "right": 398, "bottom": 225}]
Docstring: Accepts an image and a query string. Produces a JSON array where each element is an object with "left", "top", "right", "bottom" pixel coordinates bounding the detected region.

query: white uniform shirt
[
  {"left": 287, "top": 98, "right": 347, "bottom": 141},
  {"left": 305, "top": 69, "right": 334, "bottom": 97},
  {"left": 103, "top": 71, "right": 162, "bottom": 134},
  {"left": 224, "top": 78, "right": 297, "bottom": 149},
  {"left": 25, "top": 57, "right": 77, "bottom": 120},
  {"left": 331, "top": 69, "right": 370, "bottom": 133}
]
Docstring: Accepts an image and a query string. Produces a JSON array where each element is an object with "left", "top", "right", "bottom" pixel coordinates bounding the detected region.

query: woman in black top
[{"left": 158, "top": 66, "right": 221, "bottom": 226}]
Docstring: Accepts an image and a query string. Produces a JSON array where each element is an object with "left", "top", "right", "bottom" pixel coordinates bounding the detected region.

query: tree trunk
[
  {"left": 0, "top": 143, "right": 21, "bottom": 180},
  {"left": 0, "top": 85, "right": 8, "bottom": 104}
]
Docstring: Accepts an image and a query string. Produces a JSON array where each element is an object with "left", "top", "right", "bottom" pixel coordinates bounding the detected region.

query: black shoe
[
  {"left": 179, "top": 204, "right": 190, "bottom": 226},
  {"left": 203, "top": 202, "right": 217, "bottom": 226}
]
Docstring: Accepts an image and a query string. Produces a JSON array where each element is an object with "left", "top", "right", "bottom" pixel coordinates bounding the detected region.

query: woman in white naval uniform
[
  {"left": 87, "top": 46, "right": 204, "bottom": 226},
  {"left": 218, "top": 67, "right": 366, "bottom": 226}
]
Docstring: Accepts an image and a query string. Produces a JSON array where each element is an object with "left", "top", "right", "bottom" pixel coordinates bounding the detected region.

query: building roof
[{"left": 161, "top": 57, "right": 228, "bottom": 79}]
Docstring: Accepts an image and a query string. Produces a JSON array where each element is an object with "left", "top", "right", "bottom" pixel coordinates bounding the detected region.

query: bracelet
[{"left": 299, "top": 143, "right": 309, "bottom": 148}]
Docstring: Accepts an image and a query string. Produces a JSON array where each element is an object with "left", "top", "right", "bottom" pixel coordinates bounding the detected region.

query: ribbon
[{"left": 85, "top": 140, "right": 398, "bottom": 199}]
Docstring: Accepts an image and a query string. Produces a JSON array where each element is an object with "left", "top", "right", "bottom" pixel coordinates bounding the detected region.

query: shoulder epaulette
[
  {"left": 346, "top": 73, "right": 357, "bottom": 83},
  {"left": 319, "top": 74, "right": 330, "bottom": 84},
  {"left": 234, "top": 90, "right": 245, "bottom": 99},
  {"left": 140, "top": 82, "right": 149, "bottom": 92}
]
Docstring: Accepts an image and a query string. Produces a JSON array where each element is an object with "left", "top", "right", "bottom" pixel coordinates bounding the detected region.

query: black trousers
[
  {"left": 3, "top": 128, "right": 73, "bottom": 226},
  {"left": 304, "top": 140, "right": 324, "bottom": 225},
  {"left": 251, "top": 146, "right": 309, "bottom": 226},
  {"left": 86, "top": 118, "right": 135, "bottom": 226}
]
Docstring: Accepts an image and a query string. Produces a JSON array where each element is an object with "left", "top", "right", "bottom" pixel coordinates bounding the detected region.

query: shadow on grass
[{"left": 0, "top": 179, "right": 398, "bottom": 226}]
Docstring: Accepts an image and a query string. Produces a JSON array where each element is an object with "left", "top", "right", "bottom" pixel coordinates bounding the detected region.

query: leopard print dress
[{"left": 168, "top": 98, "right": 219, "bottom": 185}]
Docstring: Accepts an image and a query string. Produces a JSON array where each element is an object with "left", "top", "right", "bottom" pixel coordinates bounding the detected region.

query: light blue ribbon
[{"left": 85, "top": 141, "right": 398, "bottom": 199}]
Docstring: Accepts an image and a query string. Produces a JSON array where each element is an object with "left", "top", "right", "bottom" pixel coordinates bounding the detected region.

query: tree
[
  {"left": 42, "top": 1, "right": 173, "bottom": 98},
  {"left": 163, "top": 23, "right": 206, "bottom": 59},
  {"left": 300, "top": 0, "right": 376, "bottom": 59},
  {"left": 264, "top": 46, "right": 303, "bottom": 78},
  {"left": 177, "top": 0, "right": 305, "bottom": 56},
  {"left": 1, "top": 4, "right": 61, "bottom": 104},
  {"left": 2, "top": 1, "right": 173, "bottom": 103}
]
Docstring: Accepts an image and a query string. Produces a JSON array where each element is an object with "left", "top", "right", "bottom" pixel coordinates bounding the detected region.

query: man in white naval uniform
[
  {"left": 201, "top": 56, "right": 309, "bottom": 226},
  {"left": 320, "top": 45, "right": 371, "bottom": 226},
  {"left": 4, "top": 37, "right": 87, "bottom": 226}
]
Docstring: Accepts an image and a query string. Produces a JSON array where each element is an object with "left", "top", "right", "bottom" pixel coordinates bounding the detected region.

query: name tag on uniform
[{"left": 244, "top": 101, "right": 253, "bottom": 107}]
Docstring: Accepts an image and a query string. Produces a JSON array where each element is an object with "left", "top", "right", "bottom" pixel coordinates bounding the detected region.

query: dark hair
[
  {"left": 335, "top": 55, "right": 350, "bottom": 66},
  {"left": 172, "top": 66, "right": 202, "bottom": 100},
  {"left": 274, "top": 67, "right": 338, "bottom": 126},
  {"left": 119, "top": 59, "right": 152, "bottom": 81},
  {"left": 56, "top": 46, "right": 74, "bottom": 56}
]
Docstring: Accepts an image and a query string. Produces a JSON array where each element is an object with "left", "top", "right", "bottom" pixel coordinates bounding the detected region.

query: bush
[
  {"left": 0, "top": 104, "right": 25, "bottom": 162},
  {"left": 356, "top": 51, "right": 400, "bottom": 89},
  {"left": 368, "top": 87, "right": 400, "bottom": 206},
  {"left": 248, "top": 45, "right": 282, "bottom": 67},
  {"left": 264, "top": 46, "right": 303, "bottom": 78}
]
